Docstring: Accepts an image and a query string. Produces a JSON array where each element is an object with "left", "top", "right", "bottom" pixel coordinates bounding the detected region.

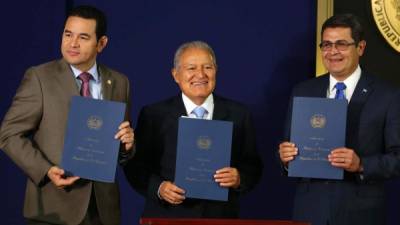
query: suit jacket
[
  {"left": 124, "top": 95, "right": 263, "bottom": 218},
  {"left": 0, "top": 59, "right": 131, "bottom": 225},
  {"left": 284, "top": 72, "right": 400, "bottom": 225}
]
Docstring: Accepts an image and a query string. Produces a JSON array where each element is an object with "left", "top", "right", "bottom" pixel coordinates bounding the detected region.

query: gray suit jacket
[{"left": 0, "top": 59, "right": 131, "bottom": 225}]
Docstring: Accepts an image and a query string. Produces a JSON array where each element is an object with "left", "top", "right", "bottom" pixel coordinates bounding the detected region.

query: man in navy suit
[
  {"left": 124, "top": 41, "right": 263, "bottom": 218},
  {"left": 279, "top": 14, "right": 400, "bottom": 225}
]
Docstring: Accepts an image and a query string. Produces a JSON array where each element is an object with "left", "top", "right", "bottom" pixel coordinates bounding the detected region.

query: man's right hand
[
  {"left": 47, "top": 166, "right": 79, "bottom": 189},
  {"left": 159, "top": 181, "right": 185, "bottom": 205},
  {"left": 279, "top": 142, "right": 298, "bottom": 167}
]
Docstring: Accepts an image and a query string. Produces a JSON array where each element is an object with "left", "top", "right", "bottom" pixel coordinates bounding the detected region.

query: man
[
  {"left": 124, "top": 41, "right": 262, "bottom": 218},
  {"left": 279, "top": 14, "right": 400, "bottom": 225},
  {"left": 0, "top": 5, "right": 134, "bottom": 225}
]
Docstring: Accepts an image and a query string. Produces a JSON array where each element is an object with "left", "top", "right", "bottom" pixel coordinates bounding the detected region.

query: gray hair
[{"left": 173, "top": 41, "right": 217, "bottom": 69}]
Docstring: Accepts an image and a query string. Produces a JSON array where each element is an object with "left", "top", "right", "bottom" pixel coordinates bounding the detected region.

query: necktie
[
  {"left": 334, "top": 82, "right": 347, "bottom": 100},
  {"left": 192, "top": 106, "right": 207, "bottom": 119},
  {"left": 78, "top": 72, "right": 93, "bottom": 98}
]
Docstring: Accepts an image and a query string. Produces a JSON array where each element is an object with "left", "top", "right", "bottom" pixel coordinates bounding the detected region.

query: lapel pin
[
  {"left": 362, "top": 88, "right": 368, "bottom": 93},
  {"left": 107, "top": 80, "right": 112, "bottom": 85}
]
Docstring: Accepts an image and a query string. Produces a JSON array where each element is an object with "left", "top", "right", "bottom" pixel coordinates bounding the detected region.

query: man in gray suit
[{"left": 0, "top": 5, "right": 134, "bottom": 225}]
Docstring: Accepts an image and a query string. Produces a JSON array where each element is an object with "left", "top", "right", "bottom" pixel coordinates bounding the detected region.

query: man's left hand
[
  {"left": 214, "top": 167, "right": 240, "bottom": 189},
  {"left": 114, "top": 121, "right": 134, "bottom": 151},
  {"left": 328, "top": 147, "right": 363, "bottom": 172}
]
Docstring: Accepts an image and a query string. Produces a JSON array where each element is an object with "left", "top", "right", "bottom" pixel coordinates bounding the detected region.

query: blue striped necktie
[{"left": 334, "top": 82, "right": 346, "bottom": 100}]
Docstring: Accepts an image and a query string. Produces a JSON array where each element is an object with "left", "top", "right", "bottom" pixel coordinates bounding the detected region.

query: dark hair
[
  {"left": 321, "top": 14, "right": 364, "bottom": 44},
  {"left": 66, "top": 5, "right": 107, "bottom": 41}
]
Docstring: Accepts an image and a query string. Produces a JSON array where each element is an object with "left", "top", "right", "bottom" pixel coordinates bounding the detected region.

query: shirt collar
[
  {"left": 181, "top": 93, "right": 214, "bottom": 116},
  {"left": 329, "top": 65, "right": 361, "bottom": 100},
  {"left": 70, "top": 62, "right": 100, "bottom": 83}
]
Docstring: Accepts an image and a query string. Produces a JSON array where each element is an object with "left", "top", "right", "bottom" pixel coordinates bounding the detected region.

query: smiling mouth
[
  {"left": 191, "top": 81, "right": 208, "bottom": 86},
  {"left": 67, "top": 50, "right": 80, "bottom": 56},
  {"left": 329, "top": 58, "right": 343, "bottom": 63}
]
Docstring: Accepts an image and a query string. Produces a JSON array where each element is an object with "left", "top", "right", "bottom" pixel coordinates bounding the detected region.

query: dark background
[
  {"left": 0, "top": 1, "right": 398, "bottom": 225},
  {"left": 335, "top": 0, "right": 400, "bottom": 84}
]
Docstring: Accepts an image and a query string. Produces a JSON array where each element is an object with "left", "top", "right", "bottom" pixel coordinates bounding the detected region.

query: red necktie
[{"left": 78, "top": 72, "right": 93, "bottom": 98}]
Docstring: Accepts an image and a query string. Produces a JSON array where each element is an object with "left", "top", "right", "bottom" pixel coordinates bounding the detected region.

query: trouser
[{"left": 26, "top": 189, "right": 102, "bottom": 225}]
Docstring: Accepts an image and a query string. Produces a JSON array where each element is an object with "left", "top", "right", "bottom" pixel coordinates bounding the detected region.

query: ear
[
  {"left": 171, "top": 68, "right": 179, "bottom": 83},
  {"left": 96, "top": 36, "right": 108, "bottom": 53},
  {"left": 357, "top": 40, "right": 366, "bottom": 56}
]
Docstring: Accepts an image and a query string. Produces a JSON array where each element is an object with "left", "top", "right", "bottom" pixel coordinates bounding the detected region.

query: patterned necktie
[
  {"left": 192, "top": 106, "right": 207, "bottom": 119},
  {"left": 334, "top": 82, "right": 347, "bottom": 100},
  {"left": 78, "top": 72, "right": 93, "bottom": 98}
]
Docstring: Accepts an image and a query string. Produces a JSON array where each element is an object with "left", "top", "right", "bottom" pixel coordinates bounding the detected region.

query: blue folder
[
  {"left": 61, "top": 96, "right": 126, "bottom": 183},
  {"left": 175, "top": 117, "right": 233, "bottom": 201},
  {"left": 288, "top": 97, "right": 347, "bottom": 180}
]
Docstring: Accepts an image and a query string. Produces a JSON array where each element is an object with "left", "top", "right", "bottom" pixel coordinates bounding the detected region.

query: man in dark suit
[
  {"left": 0, "top": 5, "right": 134, "bottom": 225},
  {"left": 124, "top": 41, "right": 263, "bottom": 218},
  {"left": 279, "top": 14, "right": 400, "bottom": 225}
]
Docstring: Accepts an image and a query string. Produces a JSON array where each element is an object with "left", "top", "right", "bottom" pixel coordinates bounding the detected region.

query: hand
[
  {"left": 47, "top": 166, "right": 79, "bottom": 189},
  {"left": 279, "top": 142, "right": 298, "bottom": 167},
  {"left": 114, "top": 121, "right": 134, "bottom": 151},
  {"left": 159, "top": 181, "right": 185, "bottom": 205},
  {"left": 328, "top": 147, "right": 363, "bottom": 172},
  {"left": 214, "top": 167, "right": 240, "bottom": 189}
]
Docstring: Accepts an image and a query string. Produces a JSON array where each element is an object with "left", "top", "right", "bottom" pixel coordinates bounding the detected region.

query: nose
[
  {"left": 325, "top": 45, "right": 340, "bottom": 55},
  {"left": 196, "top": 67, "right": 208, "bottom": 78},
  {"left": 198, "top": 69, "right": 206, "bottom": 78},
  {"left": 70, "top": 36, "right": 79, "bottom": 48}
]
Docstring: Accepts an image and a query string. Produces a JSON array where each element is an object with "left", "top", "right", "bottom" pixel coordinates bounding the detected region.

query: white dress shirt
[
  {"left": 181, "top": 93, "right": 214, "bottom": 120},
  {"left": 70, "top": 62, "right": 103, "bottom": 99},
  {"left": 327, "top": 65, "right": 361, "bottom": 101}
]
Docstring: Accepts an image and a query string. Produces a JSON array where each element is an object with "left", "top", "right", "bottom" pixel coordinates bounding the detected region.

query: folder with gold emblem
[
  {"left": 288, "top": 97, "right": 347, "bottom": 180},
  {"left": 175, "top": 117, "right": 233, "bottom": 201},
  {"left": 61, "top": 96, "right": 126, "bottom": 183}
]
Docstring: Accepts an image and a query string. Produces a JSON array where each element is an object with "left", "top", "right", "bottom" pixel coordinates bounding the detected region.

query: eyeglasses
[{"left": 319, "top": 40, "right": 356, "bottom": 51}]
